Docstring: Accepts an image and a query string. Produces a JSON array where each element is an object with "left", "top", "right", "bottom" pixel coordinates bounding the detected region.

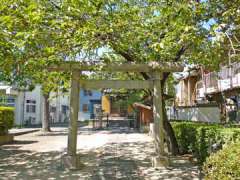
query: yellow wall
[
  {"left": 127, "top": 105, "right": 134, "bottom": 113},
  {"left": 102, "top": 95, "right": 111, "bottom": 113}
]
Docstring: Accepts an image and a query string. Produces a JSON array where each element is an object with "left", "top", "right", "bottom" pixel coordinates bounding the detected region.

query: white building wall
[
  {"left": 14, "top": 91, "right": 24, "bottom": 125},
  {"left": 12, "top": 88, "right": 72, "bottom": 125},
  {"left": 49, "top": 92, "right": 70, "bottom": 123},
  {"left": 24, "top": 85, "right": 43, "bottom": 125},
  {"left": 78, "top": 112, "right": 90, "bottom": 121},
  {"left": 168, "top": 106, "right": 220, "bottom": 123},
  {"left": 10, "top": 85, "right": 101, "bottom": 125}
]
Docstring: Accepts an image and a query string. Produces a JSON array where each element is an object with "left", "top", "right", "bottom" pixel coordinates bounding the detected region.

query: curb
[{"left": 10, "top": 129, "right": 40, "bottom": 136}]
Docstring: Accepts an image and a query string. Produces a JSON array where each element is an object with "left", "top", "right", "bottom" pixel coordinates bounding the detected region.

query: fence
[{"left": 168, "top": 106, "right": 220, "bottom": 123}]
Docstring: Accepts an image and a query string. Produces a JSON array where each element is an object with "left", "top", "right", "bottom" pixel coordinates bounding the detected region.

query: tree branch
[
  {"left": 49, "top": 0, "right": 61, "bottom": 10},
  {"left": 174, "top": 45, "right": 187, "bottom": 62},
  {"left": 225, "top": 32, "right": 236, "bottom": 55}
]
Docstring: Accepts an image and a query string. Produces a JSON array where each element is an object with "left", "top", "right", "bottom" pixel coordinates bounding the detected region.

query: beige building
[{"left": 174, "top": 62, "right": 240, "bottom": 122}]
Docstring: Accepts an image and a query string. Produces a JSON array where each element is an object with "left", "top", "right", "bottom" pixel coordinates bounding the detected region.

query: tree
[
  {"left": 38, "top": 72, "right": 70, "bottom": 132},
  {"left": 0, "top": 1, "right": 71, "bottom": 131},
  {"left": 56, "top": 0, "right": 222, "bottom": 154},
  {"left": 0, "top": 0, "right": 235, "bottom": 153},
  {"left": 207, "top": 0, "right": 240, "bottom": 63}
]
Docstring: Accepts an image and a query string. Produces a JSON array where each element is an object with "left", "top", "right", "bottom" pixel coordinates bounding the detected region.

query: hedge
[
  {"left": 171, "top": 122, "right": 240, "bottom": 164},
  {"left": 203, "top": 141, "right": 240, "bottom": 179},
  {"left": 0, "top": 106, "right": 14, "bottom": 135}
]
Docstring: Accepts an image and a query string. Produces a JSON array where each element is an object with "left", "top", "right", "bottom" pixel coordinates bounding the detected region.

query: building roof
[
  {"left": 133, "top": 102, "right": 152, "bottom": 110},
  {"left": 175, "top": 65, "right": 201, "bottom": 80}
]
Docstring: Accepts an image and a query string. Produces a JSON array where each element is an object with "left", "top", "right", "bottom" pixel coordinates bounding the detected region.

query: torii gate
[{"left": 49, "top": 61, "right": 183, "bottom": 169}]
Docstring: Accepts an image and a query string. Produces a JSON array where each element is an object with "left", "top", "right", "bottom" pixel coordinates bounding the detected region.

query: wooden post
[
  {"left": 152, "top": 71, "right": 169, "bottom": 167},
  {"left": 64, "top": 70, "right": 81, "bottom": 169},
  {"left": 188, "top": 77, "right": 191, "bottom": 106}
]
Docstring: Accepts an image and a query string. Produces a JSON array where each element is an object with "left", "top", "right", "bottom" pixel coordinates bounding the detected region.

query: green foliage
[
  {"left": 0, "top": 106, "right": 14, "bottom": 135},
  {"left": 0, "top": 1, "right": 228, "bottom": 82},
  {"left": 171, "top": 121, "right": 240, "bottom": 164},
  {"left": 203, "top": 141, "right": 240, "bottom": 180},
  {"left": 207, "top": 0, "right": 240, "bottom": 64},
  {"left": 0, "top": 0, "right": 239, "bottom": 86}
]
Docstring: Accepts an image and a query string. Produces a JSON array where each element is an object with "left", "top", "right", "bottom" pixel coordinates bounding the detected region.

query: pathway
[{"left": 0, "top": 127, "right": 200, "bottom": 179}]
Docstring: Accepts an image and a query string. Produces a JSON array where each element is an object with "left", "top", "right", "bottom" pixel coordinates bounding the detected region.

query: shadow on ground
[
  {"left": 36, "top": 127, "right": 140, "bottom": 137},
  {"left": 0, "top": 139, "right": 199, "bottom": 180}
]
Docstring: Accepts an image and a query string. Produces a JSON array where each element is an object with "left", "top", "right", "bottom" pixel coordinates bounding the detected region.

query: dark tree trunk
[
  {"left": 162, "top": 100, "right": 180, "bottom": 155},
  {"left": 42, "top": 93, "right": 51, "bottom": 132},
  {"left": 208, "top": 93, "right": 226, "bottom": 123},
  {"left": 161, "top": 74, "right": 180, "bottom": 155}
]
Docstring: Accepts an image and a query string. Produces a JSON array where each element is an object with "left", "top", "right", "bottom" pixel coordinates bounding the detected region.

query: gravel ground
[{"left": 0, "top": 127, "right": 200, "bottom": 180}]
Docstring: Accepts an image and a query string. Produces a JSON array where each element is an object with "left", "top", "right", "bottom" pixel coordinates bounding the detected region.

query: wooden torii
[{"left": 49, "top": 61, "right": 183, "bottom": 169}]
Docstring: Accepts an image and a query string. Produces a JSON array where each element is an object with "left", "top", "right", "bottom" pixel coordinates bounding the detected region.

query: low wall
[
  {"left": 0, "top": 134, "right": 14, "bottom": 145},
  {"left": 168, "top": 106, "right": 220, "bottom": 123}
]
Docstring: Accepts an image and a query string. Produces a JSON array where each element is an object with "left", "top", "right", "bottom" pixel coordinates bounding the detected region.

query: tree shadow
[
  {"left": 0, "top": 136, "right": 200, "bottom": 179},
  {"left": 11, "top": 140, "right": 39, "bottom": 145},
  {"left": 86, "top": 142, "right": 200, "bottom": 180},
  {"left": 0, "top": 148, "right": 91, "bottom": 180},
  {"left": 35, "top": 127, "right": 140, "bottom": 137}
]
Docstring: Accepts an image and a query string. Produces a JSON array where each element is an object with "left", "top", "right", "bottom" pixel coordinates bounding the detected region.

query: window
[
  {"left": 82, "top": 104, "right": 89, "bottom": 112},
  {"left": 62, "top": 105, "right": 69, "bottom": 114},
  {"left": 84, "top": 90, "right": 92, "bottom": 96},
  {"left": 88, "top": 90, "right": 92, "bottom": 96},
  {"left": 26, "top": 99, "right": 36, "bottom": 113},
  {"left": 25, "top": 117, "right": 36, "bottom": 125},
  {"left": 50, "top": 106, "right": 56, "bottom": 112},
  {"left": 7, "top": 97, "right": 15, "bottom": 107},
  {"left": 26, "top": 100, "right": 36, "bottom": 104},
  {"left": 0, "top": 96, "right": 15, "bottom": 107},
  {"left": 7, "top": 98, "right": 15, "bottom": 104}
]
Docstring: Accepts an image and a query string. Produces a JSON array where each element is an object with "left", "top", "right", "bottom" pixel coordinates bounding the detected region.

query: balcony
[
  {"left": 197, "top": 62, "right": 240, "bottom": 95},
  {"left": 0, "top": 85, "right": 18, "bottom": 96}
]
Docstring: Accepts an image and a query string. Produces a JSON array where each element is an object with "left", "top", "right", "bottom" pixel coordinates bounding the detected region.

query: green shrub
[
  {"left": 171, "top": 122, "right": 240, "bottom": 164},
  {"left": 0, "top": 106, "right": 14, "bottom": 135},
  {"left": 203, "top": 141, "right": 240, "bottom": 179}
]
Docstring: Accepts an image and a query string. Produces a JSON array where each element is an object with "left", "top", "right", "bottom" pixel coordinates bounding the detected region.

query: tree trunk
[
  {"left": 162, "top": 100, "right": 179, "bottom": 155},
  {"left": 42, "top": 93, "right": 51, "bottom": 132},
  {"left": 161, "top": 77, "right": 180, "bottom": 155}
]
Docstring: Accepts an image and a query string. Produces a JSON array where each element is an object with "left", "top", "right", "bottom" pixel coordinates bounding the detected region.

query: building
[
  {"left": 0, "top": 84, "right": 102, "bottom": 126},
  {"left": 78, "top": 89, "right": 102, "bottom": 121},
  {"left": 133, "top": 103, "right": 153, "bottom": 128},
  {"left": 175, "top": 67, "right": 201, "bottom": 107},
  {"left": 101, "top": 94, "right": 133, "bottom": 117},
  {"left": 174, "top": 62, "right": 240, "bottom": 123}
]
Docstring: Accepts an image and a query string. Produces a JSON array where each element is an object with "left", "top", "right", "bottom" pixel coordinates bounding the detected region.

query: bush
[
  {"left": 0, "top": 106, "right": 14, "bottom": 135},
  {"left": 171, "top": 122, "right": 240, "bottom": 164},
  {"left": 203, "top": 141, "right": 240, "bottom": 179}
]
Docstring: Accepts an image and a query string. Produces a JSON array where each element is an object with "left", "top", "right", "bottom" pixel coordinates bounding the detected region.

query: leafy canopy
[{"left": 0, "top": 0, "right": 238, "bottom": 91}]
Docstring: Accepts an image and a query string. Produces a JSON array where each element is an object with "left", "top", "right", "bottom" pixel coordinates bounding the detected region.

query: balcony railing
[
  {"left": 197, "top": 62, "right": 240, "bottom": 96},
  {"left": 204, "top": 72, "right": 219, "bottom": 93}
]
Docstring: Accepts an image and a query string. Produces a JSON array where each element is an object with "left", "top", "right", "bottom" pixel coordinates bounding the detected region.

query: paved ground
[{"left": 0, "top": 127, "right": 200, "bottom": 180}]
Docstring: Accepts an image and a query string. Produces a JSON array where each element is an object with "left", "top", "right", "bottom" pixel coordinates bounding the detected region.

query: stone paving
[{"left": 0, "top": 127, "right": 200, "bottom": 180}]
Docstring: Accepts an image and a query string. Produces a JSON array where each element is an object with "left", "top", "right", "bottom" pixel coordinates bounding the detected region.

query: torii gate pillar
[
  {"left": 152, "top": 71, "right": 169, "bottom": 167},
  {"left": 63, "top": 70, "right": 81, "bottom": 169}
]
